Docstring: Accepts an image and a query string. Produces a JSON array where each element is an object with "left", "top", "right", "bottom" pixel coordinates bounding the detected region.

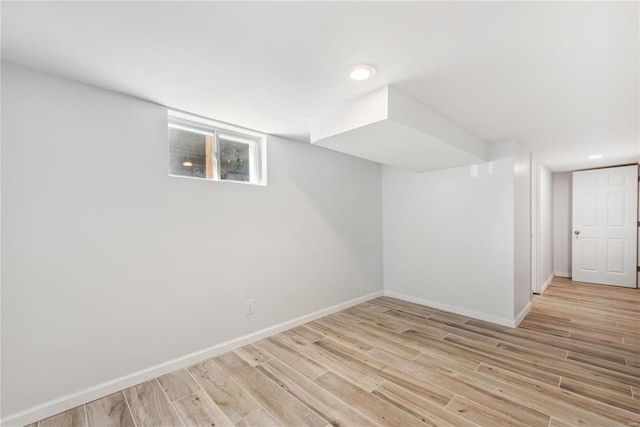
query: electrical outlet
[{"left": 246, "top": 299, "right": 255, "bottom": 315}]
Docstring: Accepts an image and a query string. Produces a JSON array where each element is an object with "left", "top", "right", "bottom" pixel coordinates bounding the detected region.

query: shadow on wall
[
  {"left": 553, "top": 172, "right": 573, "bottom": 277},
  {"left": 274, "top": 135, "right": 383, "bottom": 264}
]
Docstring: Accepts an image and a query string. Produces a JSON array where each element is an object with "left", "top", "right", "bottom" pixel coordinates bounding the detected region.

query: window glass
[
  {"left": 220, "top": 136, "right": 250, "bottom": 182},
  {"left": 168, "top": 127, "right": 207, "bottom": 179}
]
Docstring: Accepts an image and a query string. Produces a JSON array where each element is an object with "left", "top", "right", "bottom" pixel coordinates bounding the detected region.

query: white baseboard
[
  {"left": 383, "top": 290, "right": 521, "bottom": 328},
  {"left": 2, "top": 290, "right": 383, "bottom": 427},
  {"left": 514, "top": 301, "right": 532, "bottom": 327},
  {"left": 554, "top": 271, "right": 570, "bottom": 278},
  {"left": 540, "top": 274, "right": 554, "bottom": 294}
]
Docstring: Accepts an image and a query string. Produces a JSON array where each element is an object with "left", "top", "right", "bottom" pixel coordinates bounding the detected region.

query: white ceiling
[{"left": 2, "top": 1, "right": 638, "bottom": 172}]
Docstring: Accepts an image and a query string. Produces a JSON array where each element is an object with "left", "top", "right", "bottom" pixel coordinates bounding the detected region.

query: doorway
[{"left": 571, "top": 164, "right": 638, "bottom": 287}]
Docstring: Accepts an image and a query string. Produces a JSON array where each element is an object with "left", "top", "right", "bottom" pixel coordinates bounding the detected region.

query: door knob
[{"left": 574, "top": 230, "right": 580, "bottom": 236}]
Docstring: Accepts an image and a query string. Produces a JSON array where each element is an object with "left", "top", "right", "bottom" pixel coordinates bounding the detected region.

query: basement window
[{"left": 168, "top": 111, "right": 267, "bottom": 185}]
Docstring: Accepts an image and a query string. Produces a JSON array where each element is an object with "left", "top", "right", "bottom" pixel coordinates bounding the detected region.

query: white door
[{"left": 572, "top": 164, "right": 638, "bottom": 287}]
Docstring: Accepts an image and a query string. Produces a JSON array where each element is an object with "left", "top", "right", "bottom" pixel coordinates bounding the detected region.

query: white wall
[
  {"left": 382, "top": 149, "right": 516, "bottom": 324},
  {"left": 530, "top": 158, "right": 553, "bottom": 294},
  {"left": 530, "top": 156, "right": 540, "bottom": 293},
  {"left": 552, "top": 172, "right": 572, "bottom": 277},
  {"left": 539, "top": 164, "right": 553, "bottom": 287},
  {"left": 382, "top": 139, "right": 534, "bottom": 325},
  {"left": 1, "top": 63, "right": 383, "bottom": 419},
  {"left": 513, "top": 143, "right": 531, "bottom": 317}
]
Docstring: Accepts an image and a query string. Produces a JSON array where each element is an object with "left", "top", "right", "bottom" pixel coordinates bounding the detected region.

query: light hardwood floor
[{"left": 28, "top": 277, "right": 640, "bottom": 426}]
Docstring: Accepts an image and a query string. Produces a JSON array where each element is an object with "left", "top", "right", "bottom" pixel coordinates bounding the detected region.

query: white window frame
[{"left": 168, "top": 110, "right": 267, "bottom": 186}]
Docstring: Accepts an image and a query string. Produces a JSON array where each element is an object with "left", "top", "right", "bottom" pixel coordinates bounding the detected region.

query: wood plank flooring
[{"left": 28, "top": 277, "right": 640, "bottom": 426}]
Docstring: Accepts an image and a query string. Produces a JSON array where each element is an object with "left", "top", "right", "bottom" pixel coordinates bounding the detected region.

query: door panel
[
  {"left": 607, "top": 192, "right": 625, "bottom": 226},
  {"left": 579, "top": 238, "right": 597, "bottom": 271},
  {"left": 581, "top": 194, "right": 597, "bottom": 225},
  {"left": 572, "top": 164, "right": 638, "bottom": 287},
  {"left": 606, "top": 238, "right": 625, "bottom": 273}
]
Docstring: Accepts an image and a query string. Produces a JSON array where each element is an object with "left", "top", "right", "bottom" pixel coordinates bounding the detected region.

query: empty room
[{"left": 1, "top": 2, "right": 639, "bottom": 426}]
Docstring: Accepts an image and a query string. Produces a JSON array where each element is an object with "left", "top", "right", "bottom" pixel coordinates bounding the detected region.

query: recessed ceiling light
[
  {"left": 182, "top": 161, "right": 193, "bottom": 167},
  {"left": 588, "top": 154, "right": 603, "bottom": 160},
  {"left": 348, "top": 64, "right": 376, "bottom": 81}
]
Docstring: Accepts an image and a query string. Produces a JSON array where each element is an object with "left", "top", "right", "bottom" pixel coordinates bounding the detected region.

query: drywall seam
[{"left": 1, "top": 290, "right": 383, "bottom": 427}]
